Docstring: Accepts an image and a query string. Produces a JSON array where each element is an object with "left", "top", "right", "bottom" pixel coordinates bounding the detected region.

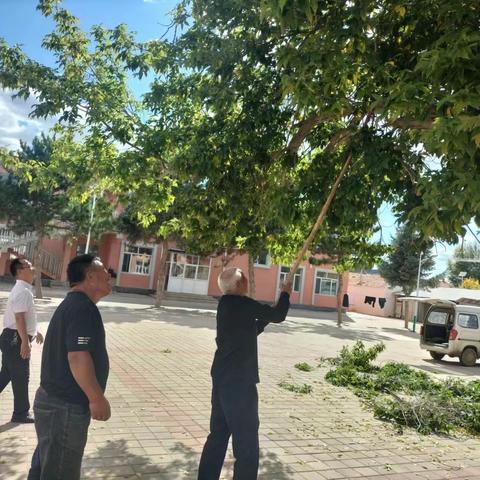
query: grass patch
[
  {"left": 325, "top": 341, "right": 480, "bottom": 436},
  {"left": 161, "top": 349, "right": 172, "bottom": 354},
  {"left": 279, "top": 381, "right": 313, "bottom": 395},
  {"left": 295, "top": 362, "right": 314, "bottom": 372}
]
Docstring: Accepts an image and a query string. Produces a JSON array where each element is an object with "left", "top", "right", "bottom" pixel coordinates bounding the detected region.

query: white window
[
  {"left": 254, "top": 252, "right": 271, "bottom": 267},
  {"left": 458, "top": 313, "right": 479, "bottom": 329},
  {"left": 427, "top": 310, "right": 450, "bottom": 325},
  {"left": 169, "top": 252, "right": 210, "bottom": 280},
  {"left": 314, "top": 270, "right": 338, "bottom": 296},
  {"left": 280, "top": 266, "right": 303, "bottom": 293},
  {"left": 121, "top": 244, "right": 153, "bottom": 275}
]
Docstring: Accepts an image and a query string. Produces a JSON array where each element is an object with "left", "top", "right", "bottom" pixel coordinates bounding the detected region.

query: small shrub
[
  {"left": 295, "top": 362, "right": 314, "bottom": 372},
  {"left": 279, "top": 381, "right": 313, "bottom": 394}
]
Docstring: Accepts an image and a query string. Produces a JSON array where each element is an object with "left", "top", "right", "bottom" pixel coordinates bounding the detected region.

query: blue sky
[{"left": 0, "top": 0, "right": 478, "bottom": 275}]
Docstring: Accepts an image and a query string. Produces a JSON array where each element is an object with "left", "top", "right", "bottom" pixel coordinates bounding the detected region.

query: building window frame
[
  {"left": 279, "top": 265, "right": 303, "bottom": 293},
  {"left": 121, "top": 243, "right": 153, "bottom": 276},
  {"left": 314, "top": 269, "right": 339, "bottom": 296},
  {"left": 254, "top": 251, "right": 271, "bottom": 268}
]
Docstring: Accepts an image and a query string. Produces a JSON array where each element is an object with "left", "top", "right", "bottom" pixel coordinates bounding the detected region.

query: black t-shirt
[
  {"left": 211, "top": 292, "right": 290, "bottom": 386},
  {"left": 40, "top": 291, "right": 109, "bottom": 406}
]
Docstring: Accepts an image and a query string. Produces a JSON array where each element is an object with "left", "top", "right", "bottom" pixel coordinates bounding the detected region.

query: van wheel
[
  {"left": 460, "top": 347, "right": 478, "bottom": 367},
  {"left": 430, "top": 351, "right": 445, "bottom": 361}
]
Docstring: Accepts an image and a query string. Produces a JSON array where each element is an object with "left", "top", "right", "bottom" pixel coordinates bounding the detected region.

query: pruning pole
[{"left": 285, "top": 153, "right": 353, "bottom": 286}]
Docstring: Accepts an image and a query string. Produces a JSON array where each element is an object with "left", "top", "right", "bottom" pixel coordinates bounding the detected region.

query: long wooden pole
[{"left": 285, "top": 153, "right": 353, "bottom": 286}]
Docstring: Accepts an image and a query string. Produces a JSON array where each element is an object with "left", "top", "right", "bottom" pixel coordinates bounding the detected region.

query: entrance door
[{"left": 167, "top": 252, "right": 210, "bottom": 295}]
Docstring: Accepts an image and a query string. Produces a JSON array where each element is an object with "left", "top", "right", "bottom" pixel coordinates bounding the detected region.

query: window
[
  {"left": 458, "top": 313, "right": 479, "bottom": 329},
  {"left": 314, "top": 270, "right": 338, "bottom": 296},
  {"left": 254, "top": 252, "right": 271, "bottom": 267},
  {"left": 427, "top": 310, "right": 451, "bottom": 325},
  {"left": 169, "top": 252, "right": 210, "bottom": 280},
  {"left": 280, "top": 266, "right": 303, "bottom": 293},
  {"left": 121, "top": 244, "right": 153, "bottom": 275}
]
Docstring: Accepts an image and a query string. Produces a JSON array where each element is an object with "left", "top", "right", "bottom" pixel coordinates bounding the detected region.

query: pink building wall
[
  {"left": 41, "top": 237, "right": 66, "bottom": 258},
  {"left": 347, "top": 284, "right": 391, "bottom": 316},
  {"left": 2, "top": 231, "right": 350, "bottom": 310},
  {"left": 206, "top": 252, "right": 345, "bottom": 307},
  {"left": 99, "top": 234, "right": 122, "bottom": 274},
  {"left": 0, "top": 252, "right": 10, "bottom": 277}
]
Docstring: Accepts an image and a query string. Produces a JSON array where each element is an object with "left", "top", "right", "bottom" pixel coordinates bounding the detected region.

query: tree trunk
[
  {"left": 336, "top": 273, "right": 343, "bottom": 327},
  {"left": 33, "top": 237, "right": 43, "bottom": 299},
  {"left": 154, "top": 239, "right": 170, "bottom": 308},
  {"left": 248, "top": 255, "right": 256, "bottom": 299}
]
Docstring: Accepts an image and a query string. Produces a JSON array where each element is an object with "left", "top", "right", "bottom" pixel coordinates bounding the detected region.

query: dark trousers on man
[
  {"left": 198, "top": 382, "right": 259, "bottom": 480},
  {"left": 0, "top": 328, "right": 30, "bottom": 420},
  {"left": 27, "top": 387, "right": 91, "bottom": 480}
]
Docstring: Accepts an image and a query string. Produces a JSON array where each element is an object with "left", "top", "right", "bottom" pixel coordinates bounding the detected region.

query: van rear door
[{"left": 423, "top": 306, "right": 454, "bottom": 345}]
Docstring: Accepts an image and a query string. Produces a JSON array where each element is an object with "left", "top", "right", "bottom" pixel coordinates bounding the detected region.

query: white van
[{"left": 420, "top": 299, "right": 480, "bottom": 366}]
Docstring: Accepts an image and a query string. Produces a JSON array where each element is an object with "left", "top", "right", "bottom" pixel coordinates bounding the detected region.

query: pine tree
[{"left": 379, "top": 226, "right": 436, "bottom": 296}]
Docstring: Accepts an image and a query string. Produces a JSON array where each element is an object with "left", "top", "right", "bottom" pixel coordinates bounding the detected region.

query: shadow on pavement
[
  {"left": 82, "top": 439, "right": 292, "bottom": 479},
  {"left": 416, "top": 358, "right": 480, "bottom": 377},
  {"left": 0, "top": 421, "right": 21, "bottom": 434},
  {"left": 380, "top": 326, "right": 419, "bottom": 339},
  {"left": 0, "top": 435, "right": 28, "bottom": 479},
  {"left": 97, "top": 305, "right": 398, "bottom": 344}
]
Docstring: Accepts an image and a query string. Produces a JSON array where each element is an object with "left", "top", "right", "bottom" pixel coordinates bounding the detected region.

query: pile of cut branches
[{"left": 326, "top": 341, "right": 480, "bottom": 435}]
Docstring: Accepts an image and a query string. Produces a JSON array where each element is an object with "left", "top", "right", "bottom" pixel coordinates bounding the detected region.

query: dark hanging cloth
[
  {"left": 379, "top": 298, "right": 387, "bottom": 309},
  {"left": 342, "top": 294, "right": 349, "bottom": 308},
  {"left": 364, "top": 296, "right": 376, "bottom": 308}
]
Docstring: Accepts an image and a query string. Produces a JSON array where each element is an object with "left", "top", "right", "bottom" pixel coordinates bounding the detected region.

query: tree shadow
[
  {"left": 0, "top": 435, "right": 28, "bottom": 480},
  {"left": 416, "top": 358, "right": 480, "bottom": 377},
  {"left": 381, "top": 327, "right": 419, "bottom": 339},
  {"left": 92, "top": 304, "right": 398, "bottom": 344},
  {"left": 34, "top": 296, "right": 407, "bottom": 345},
  {"left": 0, "top": 421, "right": 21, "bottom": 434},
  {"left": 82, "top": 439, "right": 292, "bottom": 479}
]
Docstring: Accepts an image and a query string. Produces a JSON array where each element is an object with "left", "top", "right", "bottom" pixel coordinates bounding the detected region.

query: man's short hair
[
  {"left": 10, "top": 258, "right": 24, "bottom": 277},
  {"left": 218, "top": 267, "right": 243, "bottom": 294},
  {"left": 67, "top": 254, "right": 99, "bottom": 287}
]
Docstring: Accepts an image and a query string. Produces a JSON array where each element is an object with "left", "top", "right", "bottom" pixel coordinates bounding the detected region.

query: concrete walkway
[{"left": 1, "top": 288, "right": 479, "bottom": 479}]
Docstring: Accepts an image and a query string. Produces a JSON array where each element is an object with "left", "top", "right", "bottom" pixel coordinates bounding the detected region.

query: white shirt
[{"left": 3, "top": 280, "right": 37, "bottom": 336}]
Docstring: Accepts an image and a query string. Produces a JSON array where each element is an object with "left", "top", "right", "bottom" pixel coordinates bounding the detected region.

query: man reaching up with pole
[{"left": 198, "top": 267, "right": 291, "bottom": 480}]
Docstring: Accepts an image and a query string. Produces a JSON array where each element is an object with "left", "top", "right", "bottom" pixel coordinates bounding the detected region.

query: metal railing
[
  {"left": 0, "top": 227, "right": 36, "bottom": 250},
  {"left": 0, "top": 227, "right": 63, "bottom": 279}
]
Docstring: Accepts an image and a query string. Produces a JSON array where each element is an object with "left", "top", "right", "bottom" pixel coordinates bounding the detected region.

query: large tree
[
  {"left": 0, "top": 134, "right": 116, "bottom": 297},
  {"left": 0, "top": 0, "right": 478, "bottom": 294},
  {"left": 448, "top": 243, "right": 480, "bottom": 286}
]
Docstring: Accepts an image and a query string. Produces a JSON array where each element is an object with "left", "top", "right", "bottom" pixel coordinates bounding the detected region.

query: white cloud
[
  {"left": 143, "top": 0, "right": 160, "bottom": 3},
  {"left": 0, "top": 89, "right": 58, "bottom": 150}
]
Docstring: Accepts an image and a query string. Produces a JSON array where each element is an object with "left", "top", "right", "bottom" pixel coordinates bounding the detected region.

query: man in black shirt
[
  {"left": 198, "top": 267, "right": 291, "bottom": 480},
  {"left": 27, "top": 254, "right": 112, "bottom": 480}
]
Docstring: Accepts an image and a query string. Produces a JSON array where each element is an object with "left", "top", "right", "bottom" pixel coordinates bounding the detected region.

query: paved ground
[{"left": 1, "top": 287, "right": 480, "bottom": 479}]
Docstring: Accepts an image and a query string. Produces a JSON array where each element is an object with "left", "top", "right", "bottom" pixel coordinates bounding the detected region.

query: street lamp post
[
  {"left": 416, "top": 251, "right": 423, "bottom": 298},
  {"left": 412, "top": 251, "right": 437, "bottom": 331}
]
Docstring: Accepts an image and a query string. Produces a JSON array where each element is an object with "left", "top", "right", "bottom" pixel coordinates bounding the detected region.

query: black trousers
[
  {"left": 0, "top": 328, "right": 31, "bottom": 419},
  {"left": 198, "top": 382, "right": 259, "bottom": 480}
]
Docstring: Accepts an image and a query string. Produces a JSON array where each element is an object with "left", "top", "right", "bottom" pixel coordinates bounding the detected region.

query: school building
[{"left": 0, "top": 226, "right": 358, "bottom": 309}]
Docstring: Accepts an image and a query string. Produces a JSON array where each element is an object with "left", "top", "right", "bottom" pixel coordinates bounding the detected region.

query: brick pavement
[{"left": 1, "top": 291, "right": 480, "bottom": 479}]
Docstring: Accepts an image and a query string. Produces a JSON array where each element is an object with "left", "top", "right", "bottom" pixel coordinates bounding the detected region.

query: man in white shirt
[{"left": 0, "top": 258, "right": 43, "bottom": 423}]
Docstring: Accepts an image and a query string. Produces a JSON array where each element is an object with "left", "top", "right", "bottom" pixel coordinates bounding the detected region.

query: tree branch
[
  {"left": 287, "top": 114, "right": 325, "bottom": 155},
  {"left": 390, "top": 117, "right": 434, "bottom": 130}
]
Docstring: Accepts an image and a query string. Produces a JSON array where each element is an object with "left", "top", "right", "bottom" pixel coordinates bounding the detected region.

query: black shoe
[{"left": 11, "top": 414, "right": 35, "bottom": 424}]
